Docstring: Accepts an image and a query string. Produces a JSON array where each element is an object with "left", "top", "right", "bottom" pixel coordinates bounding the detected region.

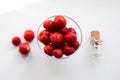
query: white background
[
  {"left": 0, "top": 0, "right": 120, "bottom": 80},
  {"left": 0, "top": 0, "right": 39, "bottom": 15}
]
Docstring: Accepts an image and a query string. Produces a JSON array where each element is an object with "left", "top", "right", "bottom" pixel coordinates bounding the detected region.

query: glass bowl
[{"left": 37, "top": 15, "right": 82, "bottom": 59}]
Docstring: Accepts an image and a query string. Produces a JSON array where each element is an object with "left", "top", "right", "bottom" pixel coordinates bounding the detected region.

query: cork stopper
[{"left": 91, "top": 30, "right": 100, "bottom": 40}]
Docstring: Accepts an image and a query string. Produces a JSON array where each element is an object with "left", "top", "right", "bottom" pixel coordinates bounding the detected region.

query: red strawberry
[
  {"left": 50, "top": 32, "right": 63, "bottom": 47},
  {"left": 66, "top": 27, "right": 76, "bottom": 34},
  {"left": 53, "top": 15, "right": 66, "bottom": 30},
  {"left": 64, "top": 33, "right": 77, "bottom": 45},
  {"left": 44, "top": 44, "right": 53, "bottom": 56},
  {"left": 63, "top": 45, "right": 75, "bottom": 56},
  {"left": 19, "top": 42, "right": 30, "bottom": 55},
  {"left": 53, "top": 48, "right": 63, "bottom": 58},
  {"left": 38, "top": 30, "right": 50, "bottom": 45},
  {"left": 12, "top": 36, "right": 21, "bottom": 46},
  {"left": 24, "top": 30, "right": 34, "bottom": 42},
  {"left": 43, "top": 20, "right": 53, "bottom": 31}
]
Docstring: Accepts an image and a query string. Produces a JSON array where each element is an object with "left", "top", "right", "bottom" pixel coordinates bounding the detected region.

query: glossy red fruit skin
[
  {"left": 50, "top": 32, "right": 63, "bottom": 47},
  {"left": 44, "top": 44, "right": 53, "bottom": 56},
  {"left": 24, "top": 30, "right": 34, "bottom": 42},
  {"left": 38, "top": 30, "right": 50, "bottom": 45},
  {"left": 64, "top": 45, "right": 75, "bottom": 56},
  {"left": 66, "top": 27, "right": 76, "bottom": 34},
  {"left": 73, "top": 41, "right": 80, "bottom": 50},
  {"left": 38, "top": 30, "right": 50, "bottom": 36},
  {"left": 12, "top": 36, "right": 21, "bottom": 46},
  {"left": 39, "top": 35, "right": 50, "bottom": 45},
  {"left": 53, "top": 15, "right": 66, "bottom": 30},
  {"left": 43, "top": 20, "right": 53, "bottom": 31},
  {"left": 53, "top": 48, "right": 63, "bottom": 58},
  {"left": 64, "top": 33, "right": 77, "bottom": 45},
  {"left": 58, "top": 27, "right": 68, "bottom": 35},
  {"left": 19, "top": 42, "right": 30, "bottom": 55}
]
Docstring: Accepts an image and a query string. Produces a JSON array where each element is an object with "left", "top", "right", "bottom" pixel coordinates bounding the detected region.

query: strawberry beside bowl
[{"left": 37, "top": 15, "right": 82, "bottom": 59}]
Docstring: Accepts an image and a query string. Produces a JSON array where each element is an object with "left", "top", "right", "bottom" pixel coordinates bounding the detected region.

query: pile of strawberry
[
  {"left": 38, "top": 15, "right": 80, "bottom": 58},
  {"left": 12, "top": 30, "right": 34, "bottom": 55}
]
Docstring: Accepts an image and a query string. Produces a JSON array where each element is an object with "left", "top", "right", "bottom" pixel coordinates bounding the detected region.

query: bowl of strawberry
[{"left": 37, "top": 15, "right": 82, "bottom": 59}]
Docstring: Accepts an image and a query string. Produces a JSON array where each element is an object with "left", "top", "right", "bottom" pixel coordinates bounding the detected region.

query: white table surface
[
  {"left": 0, "top": 0, "right": 120, "bottom": 80},
  {"left": 0, "top": 0, "right": 39, "bottom": 15}
]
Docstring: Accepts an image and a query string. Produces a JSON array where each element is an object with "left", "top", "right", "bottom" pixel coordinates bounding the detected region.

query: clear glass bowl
[{"left": 37, "top": 15, "right": 82, "bottom": 59}]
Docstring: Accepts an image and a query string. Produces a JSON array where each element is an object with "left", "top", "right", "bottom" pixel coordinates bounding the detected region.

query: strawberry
[
  {"left": 63, "top": 45, "right": 75, "bottom": 56},
  {"left": 50, "top": 32, "right": 63, "bottom": 47},
  {"left": 19, "top": 42, "right": 30, "bottom": 55},
  {"left": 12, "top": 36, "right": 21, "bottom": 46},
  {"left": 44, "top": 44, "right": 53, "bottom": 56},
  {"left": 38, "top": 30, "right": 50, "bottom": 45},
  {"left": 53, "top": 15, "right": 66, "bottom": 30},
  {"left": 53, "top": 48, "right": 63, "bottom": 58},
  {"left": 24, "top": 30, "right": 34, "bottom": 42},
  {"left": 64, "top": 32, "right": 77, "bottom": 45},
  {"left": 43, "top": 20, "right": 53, "bottom": 31}
]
